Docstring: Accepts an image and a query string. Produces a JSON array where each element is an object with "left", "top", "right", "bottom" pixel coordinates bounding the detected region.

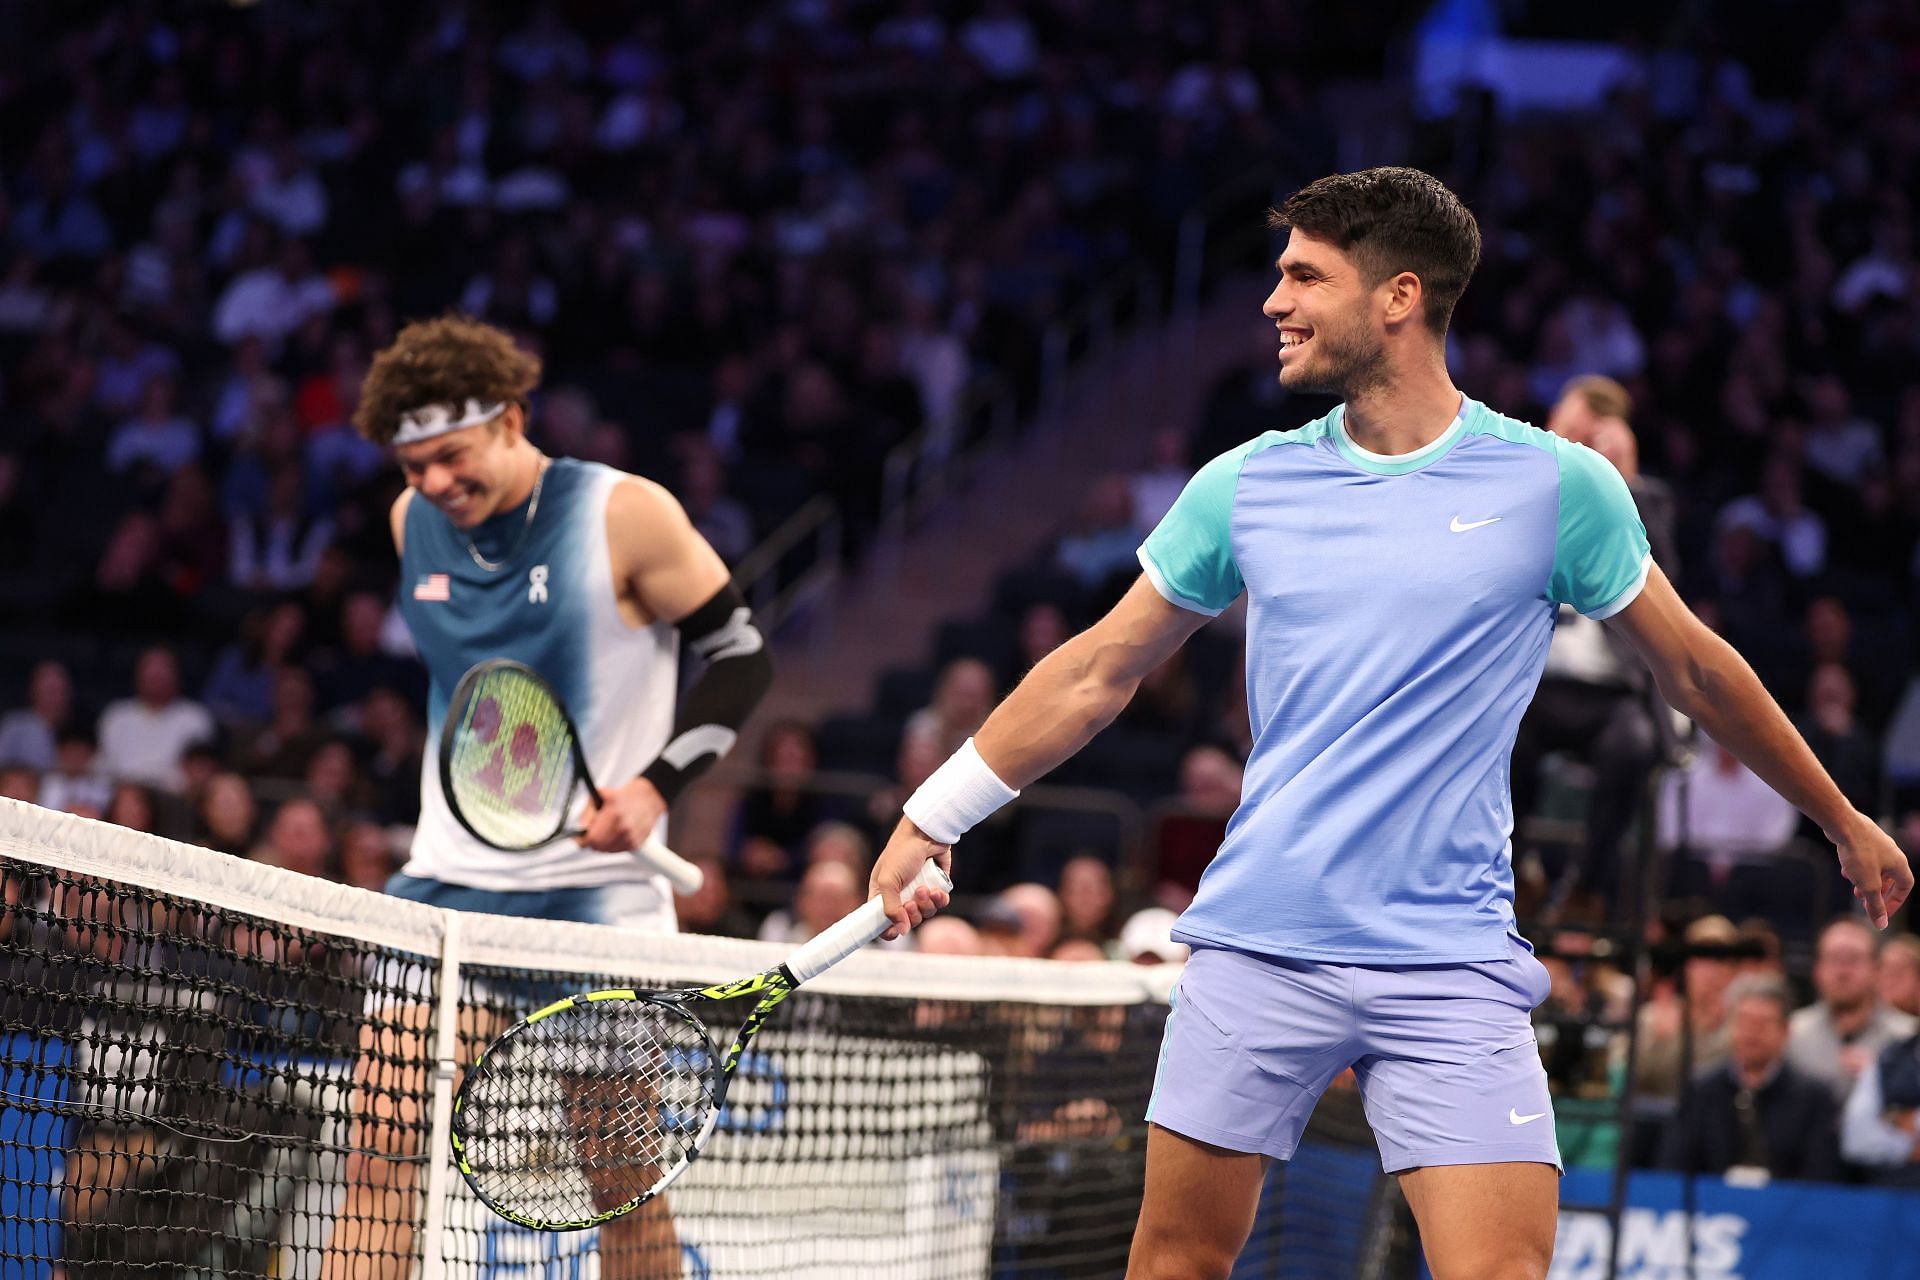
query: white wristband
[{"left": 902, "top": 737, "right": 1019, "bottom": 845}]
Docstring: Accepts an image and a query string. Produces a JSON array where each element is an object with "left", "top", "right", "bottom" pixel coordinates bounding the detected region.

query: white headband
[{"left": 393, "top": 399, "right": 507, "bottom": 446}]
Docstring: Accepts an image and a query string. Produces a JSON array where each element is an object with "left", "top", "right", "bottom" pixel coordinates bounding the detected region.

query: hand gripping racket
[
  {"left": 439, "top": 658, "right": 705, "bottom": 894},
  {"left": 449, "top": 858, "right": 952, "bottom": 1230}
]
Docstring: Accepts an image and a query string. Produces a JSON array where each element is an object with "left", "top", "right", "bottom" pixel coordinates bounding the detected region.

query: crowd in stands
[{"left": 4, "top": 0, "right": 1920, "bottom": 1187}]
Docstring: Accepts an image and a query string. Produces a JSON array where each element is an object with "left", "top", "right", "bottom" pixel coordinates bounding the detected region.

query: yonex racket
[
  {"left": 449, "top": 858, "right": 952, "bottom": 1230},
  {"left": 439, "top": 658, "right": 705, "bottom": 895}
]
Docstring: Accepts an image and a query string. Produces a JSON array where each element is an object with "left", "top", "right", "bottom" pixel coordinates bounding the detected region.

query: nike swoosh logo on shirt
[
  {"left": 1450, "top": 516, "right": 1502, "bottom": 533},
  {"left": 1509, "top": 1108, "right": 1548, "bottom": 1125}
]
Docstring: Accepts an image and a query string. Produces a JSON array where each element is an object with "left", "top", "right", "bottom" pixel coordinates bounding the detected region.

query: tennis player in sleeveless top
[
  {"left": 368, "top": 313, "right": 771, "bottom": 930},
  {"left": 320, "top": 314, "right": 772, "bottom": 1280},
  {"left": 869, "top": 168, "right": 1911, "bottom": 1280}
]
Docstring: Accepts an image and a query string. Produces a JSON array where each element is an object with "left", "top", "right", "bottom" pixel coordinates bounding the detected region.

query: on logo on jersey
[{"left": 528, "top": 564, "right": 549, "bottom": 604}]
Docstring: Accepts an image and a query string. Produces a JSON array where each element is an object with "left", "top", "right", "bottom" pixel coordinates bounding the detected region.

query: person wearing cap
[
  {"left": 1118, "top": 907, "right": 1191, "bottom": 965},
  {"left": 325, "top": 313, "right": 773, "bottom": 1280}
]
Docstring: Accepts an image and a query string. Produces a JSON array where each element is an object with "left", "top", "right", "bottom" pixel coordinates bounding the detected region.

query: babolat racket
[
  {"left": 439, "top": 658, "right": 705, "bottom": 894},
  {"left": 450, "top": 858, "right": 952, "bottom": 1230}
]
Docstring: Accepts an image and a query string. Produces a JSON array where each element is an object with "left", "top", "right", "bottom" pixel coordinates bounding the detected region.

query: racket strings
[
  {"left": 458, "top": 1000, "right": 715, "bottom": 1224},
  {"left": 446, "top": 665, "right": 579, "bottom": 847}
]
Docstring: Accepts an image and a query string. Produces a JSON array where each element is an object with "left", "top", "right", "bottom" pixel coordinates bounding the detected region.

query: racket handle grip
[
  {"left": 785, "top": 860, "right": 951, "bottom": 985},
  {"left": 636, "top": 837, "right": 705, "bottom": 896}
]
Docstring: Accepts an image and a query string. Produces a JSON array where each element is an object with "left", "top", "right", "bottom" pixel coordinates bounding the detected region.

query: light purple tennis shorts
[{"left": 1147, "top": 934, "right": 1561, "bottom": 1174}]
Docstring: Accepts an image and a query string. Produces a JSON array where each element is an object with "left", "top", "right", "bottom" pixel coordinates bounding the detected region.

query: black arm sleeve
[{"left": 638, "top": 581, "right": 774, "bottom": 804}]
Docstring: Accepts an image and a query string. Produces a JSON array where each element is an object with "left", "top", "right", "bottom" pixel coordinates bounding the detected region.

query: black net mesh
[
  {"left": 0, "top": 854, "right": 438, "bottom": 1278},
  {"left": 0, "top": 810, "right": 1403, "bottom": 1279}
]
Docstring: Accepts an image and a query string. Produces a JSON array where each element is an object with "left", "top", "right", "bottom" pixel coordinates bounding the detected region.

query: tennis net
[{"left": 0, "top": 797, "right": 1400, "bottom": 1278}]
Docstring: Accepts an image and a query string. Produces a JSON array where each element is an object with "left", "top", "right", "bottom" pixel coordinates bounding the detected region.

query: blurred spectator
[
  {"left": 1129, "top": 430, "right": 1192, "bottom": 533},
  {"left": 95, "top": 647, "right": 214, "bottom": 792},
  {"left": 674, "top": 858, "right": 757, "bottom": 940},
  {"left": 1716, "top": 455, "right": 1828, "bottom": 580},
  {"left": 1634, "top": 915, "right": 1742, "bottom": 1100},
  {"left": 1517, "top": 382, "right": 1672, "bottom": 914},
  {"left": 1657, "top": 734, "right": 1799, "bottom": 865},
  {"left": 1800, "top": 374, "right": 1883, "bottom": 489},
  {"left": 1661, "top": 976, "right": 1840, "bottom": 1182},
  {"left": 676, "top": 444, "right": 752, "bottom": 565},
  {"left": 230, "top": 464, "right": 335, "bottom": 592},
  {"left": 250, "top": 797, "right": 335, "bottom": 880},
  {"left": 915, "top": 916, "right": 986, "bottom": 957},
  {"left": 1050, "top": 938, "right": 1108, "bottom": 963},
  {"left": 905, "top": 657, "right": 997, "bottom": 758},
  {"left": 1794, "top": 665, "right": 1879, "bottom": 822},
  {"left": 1117, "top": 648, "right": 1201, "bottom": 739},
  {"left": 196, "top": 772, "right": 259, "bottom": 857},
  {"left": 994, "top": 883, "right": 1063, "bottom": 959},
  {"left": 1736, "top": 919, "right": 1787, "bottom": 982},
  {"left": 236, "top": 669, "right": 326, "bottom": 781},
  {"left": 177, "top": 742, "right": 224, "bottom": 810},
  {"left": 203, "top": 601, "right": 307, "bottom": 730},
  {"left": 1842, "top": 1024, "right": 1920, "bottom": 1186},
  {"left": 103, "top": 782, "right": 158, "bottom": 835},
  {"left": 311, "top": 591, "right": 423, "bottom": 715},
  {"left": 37, "top": 731, "right": 112, "bottom": 817},
  {"left": 758, "top": 861, "right": 865, "bottom": 946},
  {"left": 0, "top": 766, "right": 38, "bottom": 804},
  {"left": 92, "top": 314, "right": 179, "bottom": 420},
  {"left": 1057, "top": 854, "right": 1119, "bottom": 948},
  {"left": 304, "top": 738, "right": 372, "bottom": 815},
  {"left": 731, "top": 720, "right": 827, "bottom": 886},
  {"left": 0, "top": 660, "right": 75, "bottom": 771},
  {"left": 1118, "top": 907, "right": 1189, "bottom": 965},
  {"left": 1054, "top": 475, "right": 1139, "bottom": 591},
  {"left": 1017, "top": 601, "right": 1070, "bottom": 672},
  {"left": 801, "top": 821, "right": 871, "bottom": 874},
  {"left": 1882, "top": 935, "right": 1920, "bottom": 1019},
  {"left": 354, "top": 686, "right": 425, "bottom": 826},
  {"left": 337, "top": 821, "right": 400, "bottom": 893},
  {"left": 1543, "top": 374, "right": 1631, "bottom": 447},
  {"left": 105, "top": 375, "right": 200, "bottom": 479},
  {"left": 1150, "top": 743, "right": 1244, "bottom": 893},
  {"left": 1786, "top": 918, "right": 1918, "bottom": 1104}
]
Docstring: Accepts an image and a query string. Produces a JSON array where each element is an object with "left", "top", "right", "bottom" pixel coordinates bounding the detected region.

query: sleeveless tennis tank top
[{"left": 397, "top": 458, "right": 679, "bottom": 895}]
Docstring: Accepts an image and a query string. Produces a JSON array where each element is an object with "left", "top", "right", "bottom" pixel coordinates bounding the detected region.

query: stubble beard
[{"left": 1280, "top": 330, "right": 1390, "bottom": 402}]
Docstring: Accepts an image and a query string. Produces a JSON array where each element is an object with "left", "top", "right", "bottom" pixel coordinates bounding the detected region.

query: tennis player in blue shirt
[{"left": 871, "top": 167, "right": 1912, "bottom": 1280}]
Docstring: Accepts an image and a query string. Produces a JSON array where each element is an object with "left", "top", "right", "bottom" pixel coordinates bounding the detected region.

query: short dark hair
[
  {"left": 355, "top": 313, "right": 542, "bottom": 447},
  {"left": 1269, "top": 167, "right": 1481, "bottom": 335}
]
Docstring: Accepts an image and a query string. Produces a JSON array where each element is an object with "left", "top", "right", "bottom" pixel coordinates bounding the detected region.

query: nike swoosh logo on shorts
[
  {"left": 1450, "top": 515, "right": 1502, "bottom": 533},
  {"left": 1509, "top": 1107, "right": 1547, "bottom": 1125}
]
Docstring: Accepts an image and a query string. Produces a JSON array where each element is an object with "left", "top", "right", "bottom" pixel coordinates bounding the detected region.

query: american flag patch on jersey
[{"left": 413, "top": 573, "right": 451, "bottom": 602}]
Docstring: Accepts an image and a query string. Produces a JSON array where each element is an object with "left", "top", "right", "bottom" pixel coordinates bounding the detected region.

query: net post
[{"left": 415, "top": 908, "right": 464, "bottom": 1280}]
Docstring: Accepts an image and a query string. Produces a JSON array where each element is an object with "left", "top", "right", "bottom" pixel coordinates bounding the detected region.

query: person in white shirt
[
  {"left": 0, "top": 660, "right": 73, "bottom": 771},
  {"left": 1787, "top": 918, "right": 1918, "bottom": 1103},
  {"left": 95, "top": 647, "right": 215, "bottom": 792},
  {"left": 1658, "top": 733, "right": 1800, "bottom": 861}
]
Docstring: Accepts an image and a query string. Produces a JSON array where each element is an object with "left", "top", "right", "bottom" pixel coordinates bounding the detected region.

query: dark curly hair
[
  {"left": 353, "top": 313, "right": 543, "bottom": 446},
  {"left": 1268, "top": 167, "right": 1482, "bottom": 336}
]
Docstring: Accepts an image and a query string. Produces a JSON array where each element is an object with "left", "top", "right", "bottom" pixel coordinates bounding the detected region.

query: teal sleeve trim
[
  {"left": 1137, "top": 443, "right": 1250, "bottom": 615},
  {"left": 1550, "top": 439, "right": 1651, "bottom": 618}
]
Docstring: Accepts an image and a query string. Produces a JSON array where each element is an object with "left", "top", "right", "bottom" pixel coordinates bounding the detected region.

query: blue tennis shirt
[{"left": 1138, "top": 398, "right": 1651, "bottom": 963}]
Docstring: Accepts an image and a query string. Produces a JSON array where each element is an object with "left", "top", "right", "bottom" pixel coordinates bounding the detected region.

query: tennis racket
[
  {"left": 439, "top": 658, "right": 705, "bottom": 895},
  {"left": 449, "top": 858, "right": 952, "bottom": 1230}
]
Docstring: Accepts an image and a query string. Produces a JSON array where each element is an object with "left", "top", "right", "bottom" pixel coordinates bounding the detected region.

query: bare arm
[
  {"left": 578, "top": 477, "right": 757, "bottom": 852},
  {"left": 871, "top": 576, "right": 1211, "bottom": 932},
  {"left": 974, "top": 576, "right": 1211, "bottom": 786},
  {"left": 607, "top": 476, "right": 731, "bottom": 624},
  {"left": 1606, "top": 562, "right": 1912, "bottom": 926},
  {"left": 388, "top": 488, "right": 414, "bottom": 556}
]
